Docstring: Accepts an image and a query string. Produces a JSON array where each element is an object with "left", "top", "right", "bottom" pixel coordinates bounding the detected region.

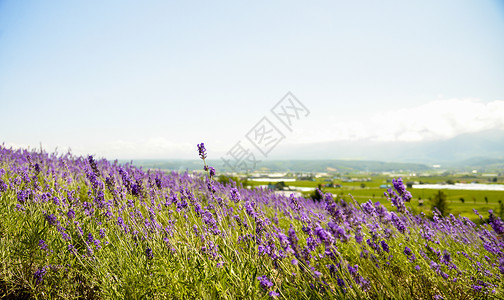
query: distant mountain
[
  {"left": 124, "top": 130, "right": 504, "bottom": 173},
  {"left": 125, "top": 157, "right": 504, "bottom": 174},
  {"left": 127, "top": 159, "right": 430, "bottom": 173},
  {"left": 220, "top": 160, "right": 430, "bottom": 173},
  {"left": 271, "top": 129, "right": 504, "bottom": 165},
  {"left": 441, "top": 157, "right": 504, "bottom": 172}
]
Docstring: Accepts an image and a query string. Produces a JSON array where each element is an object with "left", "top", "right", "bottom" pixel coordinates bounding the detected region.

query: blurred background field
[{"left": 231, "top": 174, "right": 504, "bottom": 223}]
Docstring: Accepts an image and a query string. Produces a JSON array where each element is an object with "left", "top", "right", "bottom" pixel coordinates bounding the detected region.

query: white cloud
[
  {"left": 293, "top": 98, "right": 504, "bottom": 143},
  {"left": 2, "top": 142, "right": 67, "bottom": 154},
  {"left": 5, "top": 98, "right": 503, "bottom": 159}
]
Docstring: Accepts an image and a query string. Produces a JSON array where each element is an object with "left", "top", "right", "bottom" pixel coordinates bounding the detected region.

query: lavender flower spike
[
  {"left": 197, "top": 143, "right": 207, "bottom": 160},
  {"left": 257, "top": 275, "right": 274, "bottom": 291}
]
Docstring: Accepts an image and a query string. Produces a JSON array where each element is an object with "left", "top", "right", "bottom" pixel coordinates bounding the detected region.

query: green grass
[{"left": 1, "top": 149, "right": 503, "bottom": 299}]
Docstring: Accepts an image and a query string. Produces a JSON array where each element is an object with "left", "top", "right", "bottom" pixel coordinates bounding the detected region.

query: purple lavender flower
[
  {"left": 207, "top": 182, "right": 216, "bottom": 194},
  {"left": 472, "top": 285, "right": 483, "bottom": 292},
  {"left": 146, "top": 247, "right": 154, "bottom": 260},
  {"left": 268, "top": 291, "right": 279, "bottom": 297},
  {"left": 86, "top": 169, "right": 103, "bottom": 191},
  {"left": 119, "top": 168, "right": 132, "bottom": 192},
  {"left": 230, "top": 188, "right": 241, "bottom": 203},
  {"left": 57, "top": 226, "right": 71, "bottom": 241},
  {"left": 290, "top": 193, "right": 301, "bottom": 212},
  {"left": 488, "top": 210, "right": 504, "bottom": 235},
  {"left": 361, "top": 200, "right": 375, "bottom": 215},
  {"left": 39, "top": 240, "right": 48, "bottom": 251},
  {"left": 392, "top": 178, "right": 412, "bottom": 202},
  {"left": 68, "top": 244, "right": 76, "bottom": 255},
  {"left": 131, "top": 180, "right": 143, "bottom": 197},
  {"left": 244, "top": 200, "right": 256, "bottom": 217},
  {"left": 404, "top": 246, "right": 412, "bottom": 256},
  {"left": 105, "top": 176, "right": 117, "bottom": 192},
  {"left": 197, "top": 143, "right": 207, "bottom": 160},
  {"left": 391, "top": 212, "right": 406, "bottom": 234},
  {"left": 288, "top": 225, "right": 299, "bottom": 244},
  {"left": 276, "top": 232, "right": 290, "bottom": 249},
  {"left": 314, "top": 224, "right": 335, "bottom": 246},
  {"left": 87, "top": 155, "right": 101, "bottom": 177},
  {"left": 67, "top": 209, "right": 75, "bottom": 219},
  {"left": 348, "top": 264, "right": 358, "bottom": 276},
  {"left": 45, "top": 213, "right": 59, "bottom": 226},
  {"left": 441, "top": 250, "right": 451, "bottom": 264},
  {"left": 208, "top": 166, "right": 216, "bottom": 177},
  {"left": 380, "top": 240, "right": 390, "bottom": 253},
  {"left": 326, "top": 264, "right": 337, "bottom": 277},
  {"left": 327, "top": 222, "right": 349, "bottom": 242},
  {"left": 355, "top": 232, "right": 363, "bottom": 244},
  {"left": 257, "top": 275, "right": 274, "bottom": 290},
  {"left": 85, "top": 233, "right": 94, "bottom": 244},
  {"left": 94, "top": 239, "right": 101, "bottom": 249},
  {"left": 17, "top": 189, "right": 30, "bottom": 204},
  {"left": 0, "top": 178, "right": 7, "bottom": 194},
  {"left": 202, "top": 210, "right": 217, "bottom": 227},
  {"left": 34, "top": 266, "right": 47, "bottom": 285},
  {"left": 337, "top": 278, "right": 346, "bottom": 287}
]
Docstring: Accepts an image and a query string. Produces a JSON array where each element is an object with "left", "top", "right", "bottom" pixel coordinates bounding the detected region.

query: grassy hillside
[{"left": 1, "top": 145, "right": 503, "bottom": 299}]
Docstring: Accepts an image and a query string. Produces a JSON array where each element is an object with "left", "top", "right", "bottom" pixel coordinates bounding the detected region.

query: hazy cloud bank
[{"left": 295, "top": 98, "right": 504, "bottom": 144}]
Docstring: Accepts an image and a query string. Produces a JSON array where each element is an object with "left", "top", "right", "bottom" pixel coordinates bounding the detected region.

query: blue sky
[{"left": 1, "top": 1, "right": 503, "bottom": 160}]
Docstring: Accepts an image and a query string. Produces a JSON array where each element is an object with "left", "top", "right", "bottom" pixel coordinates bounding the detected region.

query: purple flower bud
[
  {"left": 39, "top": 240, "right": 48, "bottom": 251},
  {"left": 441, "top": 250, "right": 451, "bottom": 264},
  {"left": 488, "top": 211, "right": 504, "bottom": 235},
  {"left": 45, "top": 213, "right": 58, "bottom": 226},
  {"left": 348, "top": 264, "right": 358, "bottom": 276},
  {"left": 67, "top": 209, "right": 75, "bottom": 219},
  {"left": 230, "top": 188, "right": 241, "bottom": 203},
  {"left": 337, "top": 278, "right": 345, "bottom": 287},
  {"left": 208, "top": 166, "right": 216, "bottom": 177},
  {"left": 33, "top": 266, "right": 47, "bottom": 285},
  {"left": 257, "top": 275, "right": 274, "bottom": 290},
  {"left": 146, "top": 247, "right": 154, "bottom": 260},
  {"left": 472, "top": 285, "right": 483, "bottom": 292},
  {"left": 380, "top": 240, "right": 390, "bottom": 253},
  {"left": 197, "top": 143, "right": 207, "bottom": 160},
  {"left": 87, "top": 233, "right": 94, "bottom": 244},
  {"left": 268, "top": 291, "right": 279, "bottom": 297}
]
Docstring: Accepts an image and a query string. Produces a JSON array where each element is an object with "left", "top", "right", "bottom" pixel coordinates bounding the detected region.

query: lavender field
[{"left": 0, "top": 143, "right": 503, "bottom": 299}]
